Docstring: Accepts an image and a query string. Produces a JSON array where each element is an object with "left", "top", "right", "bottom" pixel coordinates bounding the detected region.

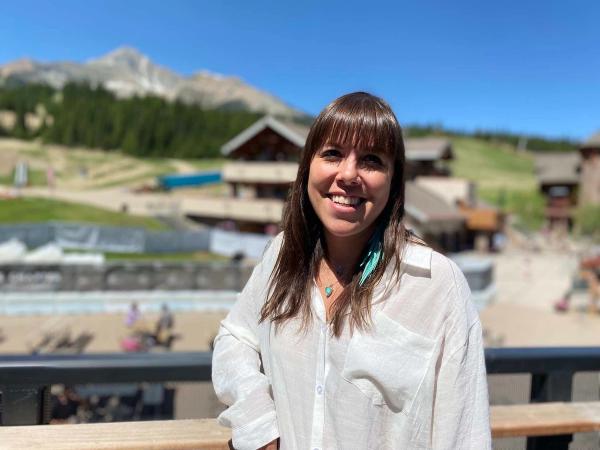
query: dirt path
[
  {"left": 480, "top": 239, "right": 599, "bottom": 346},
  {"left": 0, "top": 311, "right": 224, "bottom": 354},
  {"left": 19, "top": 186, "right": 181, "bottom": 216}
]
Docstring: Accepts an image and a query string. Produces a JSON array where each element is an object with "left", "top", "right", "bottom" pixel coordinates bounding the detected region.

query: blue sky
[{"left": 2, "top": 0, "right": 599, "bottom": 140}]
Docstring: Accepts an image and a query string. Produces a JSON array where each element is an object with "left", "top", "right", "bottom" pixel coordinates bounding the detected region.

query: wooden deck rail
[
  {"left": 0, "top": 419, "right": 231, "bottom": 450},
  {"left": 2, "top": 402, "right": 600, "bottom": 449},
  {"left": 491, "top": 402, "right": 600, "bottom": 438}
]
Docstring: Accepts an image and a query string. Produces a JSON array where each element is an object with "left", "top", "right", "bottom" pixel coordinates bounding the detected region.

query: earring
[{"left": 359, "top": 228, "right": 383, "bottom": 286}]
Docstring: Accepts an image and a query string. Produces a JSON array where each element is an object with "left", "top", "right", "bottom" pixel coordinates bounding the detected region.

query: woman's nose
[{"left": 337, "top": 157, "right": 360, "bottom": 185}]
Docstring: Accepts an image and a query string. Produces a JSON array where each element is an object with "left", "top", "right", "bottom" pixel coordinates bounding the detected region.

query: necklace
[
  {"left": 323, "top": 262, "right": 346, "bottom": 298},
  {"left": 324, "top": 279, "right": 341, "bottom": 297}
]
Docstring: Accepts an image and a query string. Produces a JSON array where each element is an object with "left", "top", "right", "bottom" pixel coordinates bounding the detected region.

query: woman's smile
[{"left": 327, "top": 193, "right": 366, "bottom": 213}]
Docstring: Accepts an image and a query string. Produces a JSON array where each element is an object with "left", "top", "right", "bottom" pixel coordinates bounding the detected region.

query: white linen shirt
[{"left": 212, "top": 233, "right": 491, "bottom": 450}]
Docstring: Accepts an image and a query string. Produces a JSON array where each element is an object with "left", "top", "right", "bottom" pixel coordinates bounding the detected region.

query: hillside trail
[
  {"left": 60, "top": 162, "right": 155, "bottom": 190},
  {"left": 0, "top": 138, "right": 178, "bottom": 190},
  {"left": 167, "top": 159, "right": 197, "bottom": 174},
  {"left": 480, "top": 225, "right": 600, "bottom": 347}
]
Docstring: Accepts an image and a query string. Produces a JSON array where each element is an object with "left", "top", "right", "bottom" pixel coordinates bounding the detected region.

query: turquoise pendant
[{"left": 325, "top": 286, "right": 333, "bottom": 297}]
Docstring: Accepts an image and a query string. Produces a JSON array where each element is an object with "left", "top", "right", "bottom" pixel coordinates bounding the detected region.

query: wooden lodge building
[
  {"left": 534, "top": 152, "right": 581, "bottom": 231},
  {"left": 403, "top": 137, "right": 453, "bottom": 179},
  {"left": 533, "top": 130, "right": 600, "bottom": 231},
  {"left": 186, "top": 116, "right": 502, "bottom": 252},
  {"left": 579, "top": 131, "right": 600, "bottom": 206}
]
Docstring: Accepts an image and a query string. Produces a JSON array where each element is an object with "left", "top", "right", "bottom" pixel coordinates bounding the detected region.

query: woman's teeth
[{"left": 331, "top": 195, "right": 361, "bottom": 206}]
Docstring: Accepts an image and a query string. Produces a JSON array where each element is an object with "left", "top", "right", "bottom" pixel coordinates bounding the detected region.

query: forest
[
  {"left": 0, "top": 83, "right": 261, "bottom": 158},
  {"left": 0, "top": 83, "right": 579, "bottom": 157}
]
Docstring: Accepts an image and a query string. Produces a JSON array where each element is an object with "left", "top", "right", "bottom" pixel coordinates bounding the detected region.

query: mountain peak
[
  {"left": 88, "top": 46, "right": 150, "bottom": 69},
  {"left": 193, "top": 69, "right": 227, "bottom": 81},
  {"left": 0, "top": 48, "right": 306, "bottom": 119},
  {"left": 0, "top": 58, "right": 37, "bottom": 77}
]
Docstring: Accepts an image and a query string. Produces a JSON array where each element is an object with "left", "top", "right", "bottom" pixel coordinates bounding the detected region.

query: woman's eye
[
  {"left": 321, "top": 149, "right": 342, "bottom": 159},
  {"left": 362, "top": 154, "right": 384, "bottom": 168}
]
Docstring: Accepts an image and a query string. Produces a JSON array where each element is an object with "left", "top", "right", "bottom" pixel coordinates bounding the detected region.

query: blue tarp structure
[{"left": 158, "top": 171, "right": 221, "bottom": 190}]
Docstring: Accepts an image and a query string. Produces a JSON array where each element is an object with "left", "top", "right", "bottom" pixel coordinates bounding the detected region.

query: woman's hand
[{"left": 258, "top": 438, "right": 279, "bottom": 450}]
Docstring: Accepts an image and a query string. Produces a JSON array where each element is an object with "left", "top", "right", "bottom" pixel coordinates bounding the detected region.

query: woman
[{"left": 212, "top": 92, "right": 491, "bottom": 449}]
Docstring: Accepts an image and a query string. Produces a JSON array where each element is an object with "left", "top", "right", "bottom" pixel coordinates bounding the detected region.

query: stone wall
[
  {"left": 0, "top": 223, "right": 211, "bottom": 254},
  {"left": 0, "top": 262, "right": 254, "bottom": 292}
]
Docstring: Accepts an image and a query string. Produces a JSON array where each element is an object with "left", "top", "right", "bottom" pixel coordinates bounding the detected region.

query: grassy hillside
[
  {"left": 0, "top": 136, "right": 547, "bottom": 231},
  {"left": 449, "top": 137, "right": 537, "bottom": 190},
  {"left": 0, "top": 197, "right": 167, "bottom": 230},
  {"left": 449, "top": 137, "right": 544, "bottom": 230},
  {"left": 0, "top": 138, "right": 225, "bottom": 190},
  {"left": 104, "top": 251, "right": 228, "bottom": 262}
]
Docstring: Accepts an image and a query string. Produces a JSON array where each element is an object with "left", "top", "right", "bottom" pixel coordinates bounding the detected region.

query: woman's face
[{"left": 307, "top": 143, "right": 393, "bottom": 242}]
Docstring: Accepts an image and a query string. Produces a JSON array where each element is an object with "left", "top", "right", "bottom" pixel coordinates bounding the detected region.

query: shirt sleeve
[
  {"left": 431, "top": 262, "right": 492, "bottom": 450},
  {"left": 211, "top": 235, "right": 281, "bottom": 450}
]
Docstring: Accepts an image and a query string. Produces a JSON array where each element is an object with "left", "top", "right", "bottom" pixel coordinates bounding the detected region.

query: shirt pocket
[{"left": 341, "top": 312, "right": 435, "bottom": 413}]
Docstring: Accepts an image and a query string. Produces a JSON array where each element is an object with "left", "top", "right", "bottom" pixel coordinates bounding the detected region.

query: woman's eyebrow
[
  {"left": 359, "top": 146, "right": 387, "bottom": 155},
  {"left": 321, "top": 140, "right": 388, "bottom": 156}
]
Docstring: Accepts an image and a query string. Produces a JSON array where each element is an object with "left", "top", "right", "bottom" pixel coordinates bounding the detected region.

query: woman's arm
[
  {"left": 213, "top": 323, "right": 279, "bottom": 450},
  {"left": 431, "top": 319, "right": 491, "bottom": 449},
  {"left": 258, "top": 439, "right": 279, "bottom": 450},
  {"left": 431, "top": 261, "right": 491, "bottom": 449},
  {"left": 212, "top": 237, "right": 281, "bottom": 450}
]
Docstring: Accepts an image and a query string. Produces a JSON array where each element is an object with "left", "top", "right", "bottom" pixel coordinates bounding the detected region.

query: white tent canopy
[
  {"left": 0, "top": 239, "right": 27, "bottom": 263},
  {"left": 0, "top": 240, "right": 104, "bottom": 265}
]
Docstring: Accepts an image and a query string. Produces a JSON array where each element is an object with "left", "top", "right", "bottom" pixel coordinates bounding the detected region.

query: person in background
[
  {"left": 13, "top": 161, "right": 28, "bottom": 194},
  {"left": 50, "top": 386, "right": 81, "bottom": 424},
  {"left": 155, "top": 303, "right": 174, "bottom": 345},
  {"left": 125, "top": 302, "right": 141, "bottom": 328},
  {"left": 46, "top": 165, "right": 55, "bottom": 191},
  {"left": 212, "top": 92, "right": 491, "bottom": 449}
]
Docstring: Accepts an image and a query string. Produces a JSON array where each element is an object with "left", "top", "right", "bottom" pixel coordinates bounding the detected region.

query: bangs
[{"left": 308, "top": 93, "right": 401, "bottom": 158}]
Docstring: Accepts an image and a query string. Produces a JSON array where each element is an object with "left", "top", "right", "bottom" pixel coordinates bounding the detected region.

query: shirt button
[{"left": 316, "top": 385, "right": 323, "bottom": 395}]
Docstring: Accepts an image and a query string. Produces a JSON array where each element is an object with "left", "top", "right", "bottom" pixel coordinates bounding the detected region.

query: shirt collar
[{"left": 402, "top": 242, "right": 432, "bottom": 271}]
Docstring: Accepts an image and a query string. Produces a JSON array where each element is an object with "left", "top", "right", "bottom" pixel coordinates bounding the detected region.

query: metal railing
[
  {"left": 486, "top": 347, "right": 600, "bottom": 449},
  {"left": 2, "top": 348, "right": 600, "bottom": 450},
  {"left": 0, "top": 352, "right": 211, "bottom": 426}
]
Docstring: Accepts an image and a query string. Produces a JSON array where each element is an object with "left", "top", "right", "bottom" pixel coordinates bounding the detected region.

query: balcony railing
[
  {"left": 0, "top": 352, "right": 211, "bottom": 425},
  {"left": 2, "top": 348, "right": 600, "bottom": 449},
  {"left": 181, "top": 196, "right": 285, "bottom": 223},
  {"left": 222, "top": 161, "right": 299, "bottom": 184}
]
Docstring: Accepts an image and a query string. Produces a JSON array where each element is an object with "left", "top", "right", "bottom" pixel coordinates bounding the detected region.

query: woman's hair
[{"left": 260, "top": 92, "right": 416, "bottom": 336}]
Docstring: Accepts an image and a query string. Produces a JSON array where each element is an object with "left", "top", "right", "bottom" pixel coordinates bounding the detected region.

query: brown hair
[{"left": 260, "top": 92, "right": 416, "bottom": 336}]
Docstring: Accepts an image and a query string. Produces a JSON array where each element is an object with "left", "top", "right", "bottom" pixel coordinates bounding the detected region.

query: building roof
[
  {"left": 534, "top": 152, "right": 581, "bottom": 185},
  {"left": 221, "top": 116, "right": 453, "bottom": 161},
  {"left": 414, "top": 176, "right": 475, "bottom": 205},
  {"left": 221, "top": 116, "right": 309, "bottom": 156},
  {"left": 405, "top": 181, "right": 464, "bottom": 224},
  {"left": 404, "top": 137, "right": 453, "bottom": 161},
  {"left": 279, "top": 120, "right": 310, "bottom": 142},
  {"left": 581, "top": 131, "right": 600, "bottom": 150}
]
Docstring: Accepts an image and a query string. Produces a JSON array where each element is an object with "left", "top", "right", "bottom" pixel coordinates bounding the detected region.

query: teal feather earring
[{"left": 359, "top": 227, "right": 384, "bottom": 286}]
